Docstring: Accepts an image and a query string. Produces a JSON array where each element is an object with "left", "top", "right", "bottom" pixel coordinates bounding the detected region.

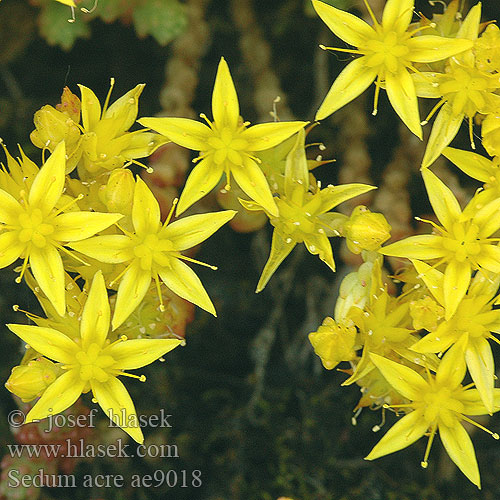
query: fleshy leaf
[{"left": 132, "top": 0, "right": 187, "bottom": 46}]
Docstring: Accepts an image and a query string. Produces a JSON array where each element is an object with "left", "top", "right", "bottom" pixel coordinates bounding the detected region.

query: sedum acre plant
[{"left": 5, "top": 0, "right": 500, "bottom": 494}]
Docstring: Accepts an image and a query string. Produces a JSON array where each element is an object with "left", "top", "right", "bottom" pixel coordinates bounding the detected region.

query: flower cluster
[
  {"left": 307, "top": 0, "right": 500, "bottom": 488},
  {"left": 5, "top": 0, "right": 500, "bottom": 491},
  {"left": 3, "top": 82, "right": 237, "bottom": 443}
]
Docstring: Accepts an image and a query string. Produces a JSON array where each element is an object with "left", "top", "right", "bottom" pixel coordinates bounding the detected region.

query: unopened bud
[
  {"left": 103, "top": 168, "right": 135, "bottom": 215},
  {"left": 343, "top": 206, "right": 391, "bottom": 254},
  {"left": 308, "top": 317, "right": 357, "bottom": 370},
  {"left": 5, "top": 358, "right": 59, "bottom": 402}
]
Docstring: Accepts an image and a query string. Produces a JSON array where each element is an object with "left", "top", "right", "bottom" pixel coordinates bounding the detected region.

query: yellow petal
[
  {"left": 365, "top": 409, "right": 428, "bottom": 460},
  {"left": 30, "top": 245, "right": 66, "bottom": 316},
  {"left": 28, "top": 142, "right": 65, "bottom": 213},
  {"left": 421, "top": 103, "right": 463, "bottom": 168},
  {"left": 386, "top": 68, "right": 422, "bottom": 139},
  {"left": 456, "top": 3, "right": 481, "bottom": 40},
  {"left": 256, "top": 231, "right": 295, "bottom": 292},
  {"left": 162, "top": 210, "right": 236, "bottom": 251},
  {"left": 382, "top": 0, "right": 414, "bottom": 32},
  {"left": 369, "top": 353, "right": 428, "bottom": 400},
  {"left": 232, "top": 158, "right": 278, "bottom": 217},
  {"left": 121, "top": 131, "right": 169, "bottom": 159},
  {"left": 443, "top": 260, "right": 471, "bottom": 320},
  {"left": 241, "top": 121, "right": 307, "bottom": 152},
  {"left": 312, "top": 0, "right": 375, "bottom": 47},
  {"left": 315, "top": 58, "right": 377, "bottom": 120},
  {"left": 107, "top": 338, "right": 183, "bottom": 370},
  {"left": 54, "top": 211, "right": 123, "bottom": 241},
  {"left": 421, "top": 168, "right": 462, "bottom": 231},
  {"left": 133, "top": 177, "right": 161, "bottom": 236},
  {"left": 342, "top": 346, "right": 374, "bottom": 385},
  {"left": 176, "top": 157, "right": 224, "bottom": 215},
  {"left": 476, "top": 245, "right": 500, "bottom": 273},
  {"left": 69, "top": 235, "right": 132, "bottom": 264},
  {"left": 159, "top": 259, "right": 216, "bottom": 316},
  {"left": 0, "top": 188, "right": 23, "bottom": 225},
  {"left": 411, "top": 259, "right": 445, "bottom": 305},
  {"left": 304, "top": 232, "right": 335, "bottom": 272},
  {"left": 408, "top": 36, "right": 474, "bottom": 63},
  {"left": 104, "top": 84, "right": 145, "bottom": 136},
  {"left": 410, "top": 326, "right": 454, "bottom": 354},
  {"left": 0, "top": 231, "right": 23, "bottom": 268},
  {"left": 212, "top": 57, "right": 240, "bottom": 129},
  {"left": 471, "top": 197, "right": 500, "bottom": 238},
  {"left": 412, "top": 72, "right": 443, "bottom": 98},
  {"left": 112, "top": 264, "right": 152, "bottom": 330},
  {"left": 439, "top": 422, "right": 480, "bottom": 488},
  {"left": 25, "top": 370, "right": 85, "bottom": 423},
  {"left": 442, "top": 147, "right": 493, "bottom": 183},
  {"left": 78, "top": 84, "right": 102, "bottom": 131},
  {"left": 461, "top": 388, "right": 500, "bottom": 415},
  {"left": 238, "top": 198, "right": 264, "bottom": 211},
  {"left": 466, "top": 338, "right": 494, "bottom": 414},
  {"left": 379, "top": 234, "right": 446, "bottom": 260},
  {"left": 81, "top": 271, "right": 110, "bottom": 350},
  {"left": 316, "top": 183, "right": 376, "bottom": 213},
  {"left": 138, "top": 117, "right": 212, "bottom": 151},
  {"left": 436, "top": 334, "right": 468, "bottom": 387},
  {"left": 91, "top": 377, "right": 144, "bottom": 444},
  {"left": 284, "top": 129, "right": 309, "bottom": 204},
  {"left": 55, "top": 0, "right": 77, "bottom": 6},
  {"left": 7, "top": 324, "right": 78, "bottom": 364}
]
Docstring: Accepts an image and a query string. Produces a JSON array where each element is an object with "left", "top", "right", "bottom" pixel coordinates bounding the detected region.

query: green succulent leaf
[
  {"left": 132, "top": 0, "right": 187, "bottom": 46},
  {"left": 38, "top": 2, "right": 90, "bottom": 51}
]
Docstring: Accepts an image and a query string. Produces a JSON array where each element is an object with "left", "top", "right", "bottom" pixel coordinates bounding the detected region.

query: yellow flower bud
[
  {"left": 308, "top": 317, "right": 357, "bottom": 370},
  {"left": 5, "top": 358, "right": 59, "bottom": 402},
  {"left": 102, "top": 168, "right": 135, "bottom": 215},
  {"left": 56, "top": 86, "right": 81, "bottom": 123},
  {"left": 343, "top": 206, "right": 391, "bottom": 254},
  {"left": 409, "top": 296, "right": 444, "bottom": 332},
  {"left": 30, "top": 105, "right": 82, "bottom": 173}
]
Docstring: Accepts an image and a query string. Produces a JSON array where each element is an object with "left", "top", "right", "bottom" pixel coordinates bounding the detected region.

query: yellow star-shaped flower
[
  {"left": 367, "top": 336, "right": 500, "bottom": 488},
  {"left": 312, "top": 0, "right": 473, "bottom": 138},
  {"left": 139, "top": 57, "right": 307, "bottom": 216},
  {"left": 380, "top": 168, "right": 500, "bottom": 320},
  {"left": 0, "top": 142, "right": 122, "bottom": 316},
  {"left": 410, "top": 262, "right": 500, "bottom": 414},
  {"left": 8, "top": 271, "right": 183, "bottom": 444},
  {"left": 69, "top": 176, "right": 236, "bottom": 329},
  {"left": 240, "top": 130, "right": 375, "bottom": 291}
]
